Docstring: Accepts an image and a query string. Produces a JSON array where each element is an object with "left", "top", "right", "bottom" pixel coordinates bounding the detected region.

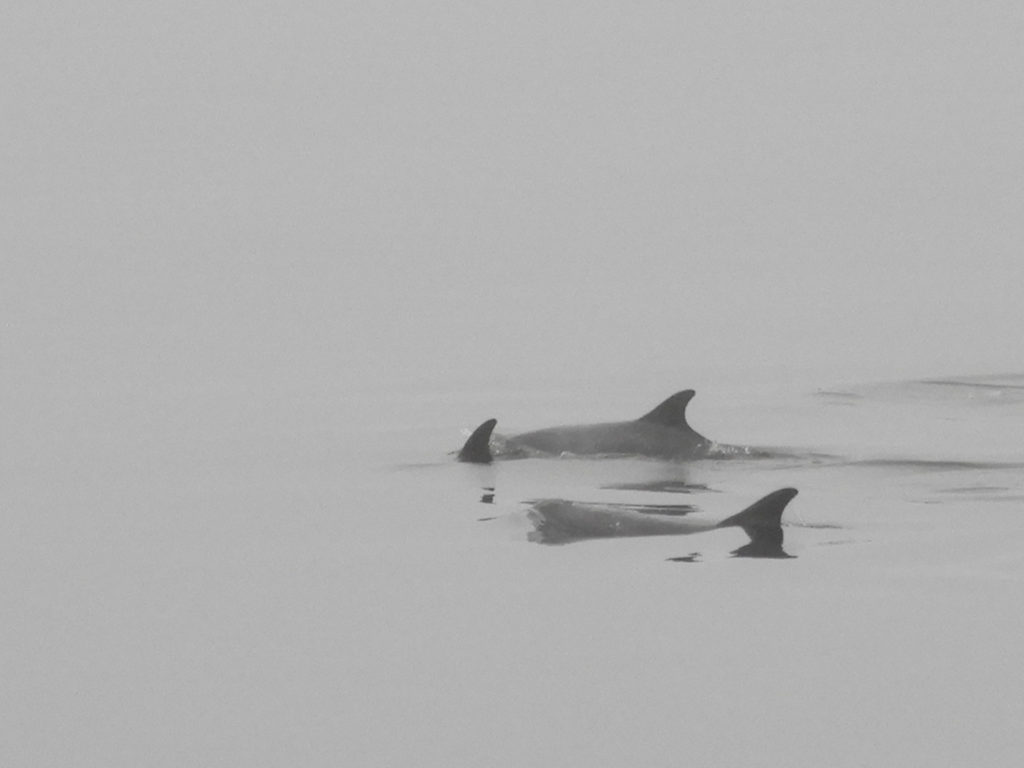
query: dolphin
[
  {"left": 458, "top": 390, "right": 712, "bottom": 463},
  {"left": 526, "top": 487, "right": 798, "bottom": 557}
]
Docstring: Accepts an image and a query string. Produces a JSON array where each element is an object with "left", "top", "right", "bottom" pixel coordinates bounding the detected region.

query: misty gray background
[
  {"left": 6, "top": 1, "right": 1023, "bottom": 395},
  {"left": 4, "top": 2, "right": 1024, "bottom": 766}
]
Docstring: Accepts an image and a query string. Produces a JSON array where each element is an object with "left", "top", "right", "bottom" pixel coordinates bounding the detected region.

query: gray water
[
  {"left": 5, "top": 3, "right": 1024, "bottom": 766},
  {"left": 6, "top": 369, "right": 1024, "bottom": 766}
]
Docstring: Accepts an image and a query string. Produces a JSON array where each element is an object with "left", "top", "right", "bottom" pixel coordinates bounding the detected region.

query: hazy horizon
[{"left": 6, "top": 2, "right": 1024, "bottom": 396}]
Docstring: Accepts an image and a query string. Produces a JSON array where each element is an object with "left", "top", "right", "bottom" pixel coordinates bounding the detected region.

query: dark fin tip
[{"left": 458, "top": 418, "right": 497, "bottom": 464}]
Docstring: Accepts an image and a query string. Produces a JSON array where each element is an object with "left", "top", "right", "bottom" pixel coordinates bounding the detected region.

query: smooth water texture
[{"left": 5, "top": 368, "right": 1024, "bottom": 767}]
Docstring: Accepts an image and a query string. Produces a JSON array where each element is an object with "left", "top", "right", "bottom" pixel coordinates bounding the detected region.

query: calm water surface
[{"left": 4, "top": 363, "right": 1024, "bottom": 766}]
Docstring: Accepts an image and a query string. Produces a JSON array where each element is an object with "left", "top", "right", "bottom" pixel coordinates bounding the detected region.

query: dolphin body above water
[
  {"left": 527, "top": 487, "right": 798, "bottom": 557},
  {"left": 458, "top": 390, "right": 713, "bottom": 463}
]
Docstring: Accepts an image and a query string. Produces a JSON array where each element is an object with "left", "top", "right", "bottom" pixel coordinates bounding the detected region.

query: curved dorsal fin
[
  {"left": 638, "top": 390, "right": 696, "bottom": 429},
  {"left": 716, "top": 487, "right": 798, "bottom": 534},
  {"left": 458, "top": 418, "right": 497, "bottom": 463},
  {"left": 716, "top": 488, "right": 798, "bottom": 558}
]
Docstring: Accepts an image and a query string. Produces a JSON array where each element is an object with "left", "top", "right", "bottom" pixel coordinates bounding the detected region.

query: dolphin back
[{"left": 456, "top": 389, "right": 711, "bottom": 461}]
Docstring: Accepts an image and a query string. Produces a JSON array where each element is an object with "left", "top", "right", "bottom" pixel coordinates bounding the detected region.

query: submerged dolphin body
[
  {"left": 458, "top": 390, "right": 712, "bottom": 463},
  {"left": 527, "top": 487, "right": 798, "bottom": 557}
]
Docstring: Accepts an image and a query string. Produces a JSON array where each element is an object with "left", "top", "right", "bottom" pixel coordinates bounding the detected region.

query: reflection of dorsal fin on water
[
  {"left": 716, "top": 487, "right": 798, "bottom": 558},
  {"left": 458, "top": 418, "right": 497, "bottom": 463},
  {"left": 638, "top": 390, "right": 696, "bottom": 429}
]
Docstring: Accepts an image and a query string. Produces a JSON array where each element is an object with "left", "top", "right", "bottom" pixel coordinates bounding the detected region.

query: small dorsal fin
[
  {"left": 638, "top": 390, "right": 696, "bottom": 428},
  {"left": 458, "top": 418, "right": 497, "bottom": 463}
]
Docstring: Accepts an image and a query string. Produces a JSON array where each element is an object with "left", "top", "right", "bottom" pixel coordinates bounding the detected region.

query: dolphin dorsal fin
[
  {"left": 638, "top": 390, "right": 696, "bottom": 429},
  {"left": 716, "top": 488, "right": 798, "bottom": 535},
  {"left": 458, "top": 418, "right": 497, "bottom": 463},
  {"left": 715, "top": 488, "right": 798, "bottom": 558}
]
